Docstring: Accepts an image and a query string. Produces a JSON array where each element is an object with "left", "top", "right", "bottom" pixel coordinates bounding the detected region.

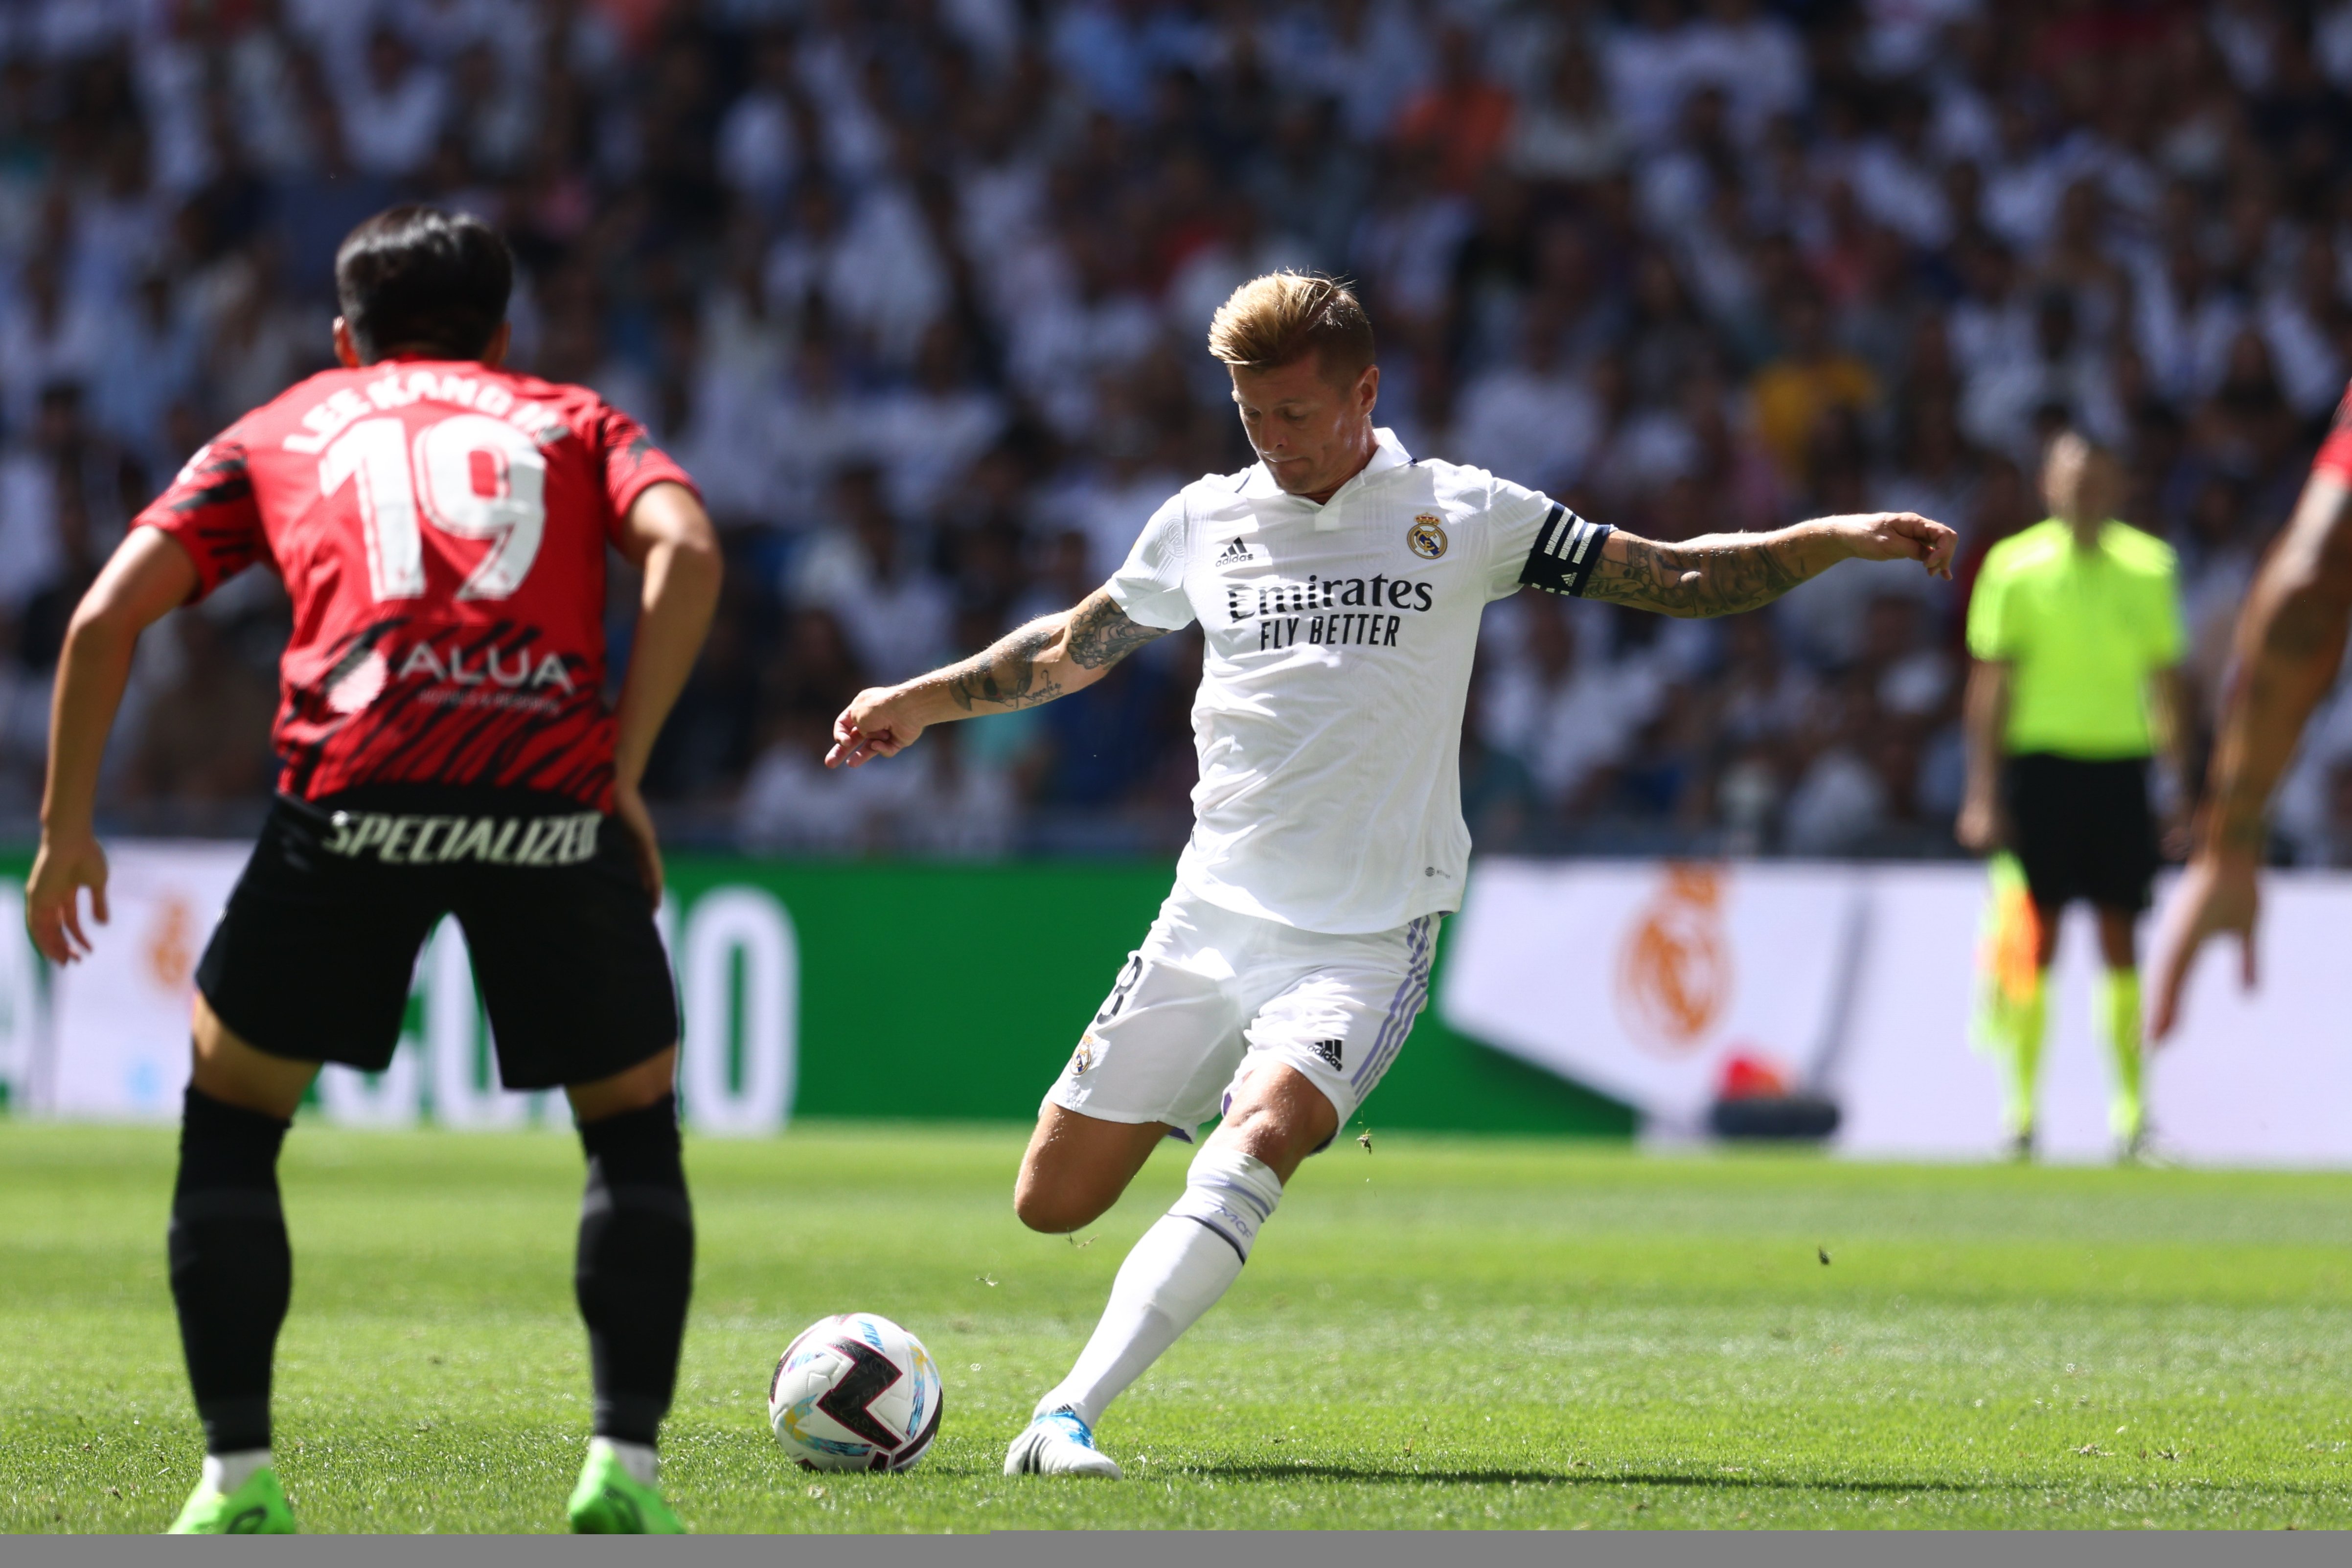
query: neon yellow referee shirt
[{"left": 1964, "top": 518, "right": 2183, "bottom": 759}]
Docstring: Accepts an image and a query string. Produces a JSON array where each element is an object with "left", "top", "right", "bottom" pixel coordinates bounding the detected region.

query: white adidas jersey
[{"left": 1107, "top": 428, "right": 1607, "bottom": 934}]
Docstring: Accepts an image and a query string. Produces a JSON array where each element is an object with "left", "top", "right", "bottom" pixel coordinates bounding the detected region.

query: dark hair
[{"left": 334, "top": 205, "right": 513, "bottom": 361}]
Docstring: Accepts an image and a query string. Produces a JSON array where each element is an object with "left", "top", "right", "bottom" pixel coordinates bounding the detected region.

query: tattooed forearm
[
  {"left": 1066, "top": 591, "right": 1167, "bottom": 669},
  {"left": 1582, "top": 534, "right": 1811, "bottom": 618},
  {"left": 904, "top": 589, "right": 1165, "bottom": 723},
  {"left": 942, "top": 624, "right": 1066, "bottom": 712}
]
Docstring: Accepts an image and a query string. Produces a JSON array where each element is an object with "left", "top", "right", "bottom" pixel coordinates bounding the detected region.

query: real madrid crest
[{"left": 1407, "top": 514, "right": 1448, "bottom": 560}]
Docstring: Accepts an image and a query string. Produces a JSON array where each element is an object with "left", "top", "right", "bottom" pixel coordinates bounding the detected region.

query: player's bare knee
[{"left": 1012, "top": 1176, "right": 1109, "bottom": 1235}]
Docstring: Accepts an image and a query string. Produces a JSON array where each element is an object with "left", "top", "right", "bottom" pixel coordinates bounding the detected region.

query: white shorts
[{"left": 1044, "top": 883, "right": 1440, "bottom": 1145}]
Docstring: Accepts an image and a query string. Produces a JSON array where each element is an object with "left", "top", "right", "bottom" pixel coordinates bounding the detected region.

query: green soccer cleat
[
  {"left": 567, "top": 1439, "right": 685, "bottom": 1534},
  {"left": 166, "top": 1466, "right": 296, "bottom": 1534}
]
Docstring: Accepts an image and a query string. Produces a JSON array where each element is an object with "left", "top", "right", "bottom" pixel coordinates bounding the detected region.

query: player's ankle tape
[{"left": 1166, "top": 1147, "right": 1283, "bottom": 1262}]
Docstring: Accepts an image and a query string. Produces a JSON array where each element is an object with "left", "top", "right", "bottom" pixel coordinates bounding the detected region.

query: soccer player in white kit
[{"left": 828, "top": 274, "right": 1956, "bottom": 1477}]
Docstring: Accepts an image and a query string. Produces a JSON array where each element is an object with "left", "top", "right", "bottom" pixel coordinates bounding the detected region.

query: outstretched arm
[
  {"left": 1579, "top": 513, "right": 1955, "bottom": 618},
  {"left": 827, "top": 588, "right": 1168, "bottom": 767},
  {"left": 2150, "top": 470, "right": 2352, "bottom": 1037}
]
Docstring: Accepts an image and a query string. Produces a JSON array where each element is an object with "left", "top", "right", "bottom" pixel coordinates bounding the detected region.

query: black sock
[
  {"left": 575, "top": 1093, "right": 694, "bottom": 1447},
  {"left": 169, "top": 1086, "right": 293, "bottom": 1455}
]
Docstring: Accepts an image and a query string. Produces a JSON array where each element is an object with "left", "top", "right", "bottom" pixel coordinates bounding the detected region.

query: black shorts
[
  {"left": 196, "top": 787, "right": 679, "bottom": 1090},
  {"left": 2003, "top": 753, "right": 2159, "bottom": 914}
]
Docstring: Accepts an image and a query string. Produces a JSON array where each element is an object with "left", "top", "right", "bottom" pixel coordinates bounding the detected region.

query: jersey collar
[{"left": 1242, "top": 427, "right": 1413, "bottom": 529}]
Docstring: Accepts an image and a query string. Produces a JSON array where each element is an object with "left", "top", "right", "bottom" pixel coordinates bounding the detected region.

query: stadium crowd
[{"left": 9, "top": 0, "right": 2352, "bottom": 861}]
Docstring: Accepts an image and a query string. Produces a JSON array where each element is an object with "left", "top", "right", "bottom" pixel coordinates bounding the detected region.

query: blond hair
[{"left": 1206, "top": 271, "right": 1375, "bottom": 382}]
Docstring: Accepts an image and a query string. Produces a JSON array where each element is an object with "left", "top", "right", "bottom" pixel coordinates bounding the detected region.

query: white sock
[
  {"left": 1036, "top": 1146, "right": 1284, "bottom": 1429},
  {"left": 202, "top": 1449, "right": 270, "bottom": 1493},
  {"left": 590, "top": 1435, "right": 659, "bottom": 1487}
]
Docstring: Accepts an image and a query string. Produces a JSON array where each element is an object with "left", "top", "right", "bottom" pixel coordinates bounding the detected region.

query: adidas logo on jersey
[
  {"left": 1215, "top": 537, "right": 1253, "bottom": 567},
  {"left": 1310, "top": 1039, "right": 1345, "bottom": 1070}
]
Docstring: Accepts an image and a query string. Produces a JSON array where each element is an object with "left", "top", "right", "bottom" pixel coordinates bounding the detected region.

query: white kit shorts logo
[{"left": 1406, "top": 514, "right": 1448, "bottom": 560}]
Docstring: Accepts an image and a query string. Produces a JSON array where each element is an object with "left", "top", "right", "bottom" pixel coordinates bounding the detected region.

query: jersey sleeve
[
  {"left": 131, "top": 434, "right": 268, "bottom": 601},
  {"left": 1486, "top": 474, "right": 1612, "bottom": 602},
  {"left": 1103, "top": 492, "right": 1197, "bottom": 631},
  {"left": 1964, "top": 550, "right": 2013, "bottom": 661},
  {"left": 2314, "top": 384, "right": 2352, "bottom": 482},
  {"left": 2142, "top": 551, "right": 2186, "bottom": 668},
  {"left": 595, "top": 404, "right": 700, "bottom": 541}
]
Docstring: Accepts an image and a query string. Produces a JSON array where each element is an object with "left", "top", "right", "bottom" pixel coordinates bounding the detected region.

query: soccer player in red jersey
[
  {"left": 22, "top": 208, "right": 722, "bottom": 1534},
  {"left": 2150, "top": 386, "right": 2352, "bottom": 1040}
]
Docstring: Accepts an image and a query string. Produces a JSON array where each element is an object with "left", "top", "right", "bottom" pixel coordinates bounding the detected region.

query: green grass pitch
[{"left": 4, "top": 1119, "right": 2351, "bottom": 1533}]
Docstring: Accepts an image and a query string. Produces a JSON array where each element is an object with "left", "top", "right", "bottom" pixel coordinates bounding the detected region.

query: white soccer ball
[{"left": 766, "top": 1312, "right": 944, "bottom": 1473}]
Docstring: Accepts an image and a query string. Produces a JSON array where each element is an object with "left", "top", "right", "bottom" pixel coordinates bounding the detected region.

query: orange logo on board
[
  {"left": 146, "top": 894, "right": 196, "bottom": 992},
  {"left": 1615, "top": 864, "right": 1731, "bottom": 1054}
]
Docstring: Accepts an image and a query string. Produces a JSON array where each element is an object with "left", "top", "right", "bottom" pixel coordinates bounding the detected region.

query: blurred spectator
[
  {"left": 1454, "top": 309, "right": 1600, "bottom": 499},
  {"left": 1394, "top": 23, "right": 1513, "bottom": 194},
  {"left": 1508, "top": 43, "right": 1625, "bottom": 187},
  {"left": 790, "top": 466, "right": 953, "bottom": 686},
  {"left": 118, "top": 612, "right": 277, "bottom": 823},
  {"left": 1483, "top": 597, "right": 1662, "bottom": 816},
  {"left": 336, "top": 25, "right": 448, "bottom": 180},
  {"left": 0, "top": 0, "right": 2340, "bottom": 862},
  {"left": 737, "top": 705, "right": 914, "bottom": 856},
  {"left": 1750, "top": 293, "right": 1878, "bottom": 484},
  {"left": 888, "top": 722, "right": 1019, "bottom": 860}
]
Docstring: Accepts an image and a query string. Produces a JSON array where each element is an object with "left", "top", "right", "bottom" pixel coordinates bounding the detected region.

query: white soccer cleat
[{"left": 1004, "top": 1411, "right": 1122, "bottom": 1478}]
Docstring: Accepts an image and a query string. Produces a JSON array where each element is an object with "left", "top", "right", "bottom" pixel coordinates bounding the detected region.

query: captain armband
[{"left": 1516, "top": 503, "right": 1613, "bottom": 597}]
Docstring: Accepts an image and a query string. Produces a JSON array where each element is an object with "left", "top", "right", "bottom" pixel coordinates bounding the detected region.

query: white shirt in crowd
[{"left": 1106, "top": 428, "right": 1577, "bottom": 935}]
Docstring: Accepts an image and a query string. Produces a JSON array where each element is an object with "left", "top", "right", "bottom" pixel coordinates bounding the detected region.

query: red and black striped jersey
[
  {"left": 2317, "top": 381, "right": 2352, "bottom": 484},
  {"left": 133, "top": 358, "right": 698, "bottom": 811}
]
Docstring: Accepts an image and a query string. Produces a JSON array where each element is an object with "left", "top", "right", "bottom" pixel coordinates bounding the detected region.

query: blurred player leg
[
  {"left": 566, "top": 1048, "right": 690, "bottom": 1534},
  {"left": 1976, "top": 853, "right": 2046, "bottom": 1156},
  {"left": 2000, "top": 971, "right": 2049, "bottom": 1158},
  {"left": 165, "top": 999, "right": 316, "bottom": 1533},
  {"left": 2005, "top": 887, "right": 2065, "bottom": 1160},
  {"left": 2096, "top": 909, "right": 2146, "bottom": 1157}
]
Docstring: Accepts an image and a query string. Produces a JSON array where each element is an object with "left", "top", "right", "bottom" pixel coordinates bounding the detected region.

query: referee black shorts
[
  {"left": 196, "top": 787, "right": 679, "bottom": 1091},
  {"left": 2002, "top": 752, "right": 2160, "bottom": 915}
]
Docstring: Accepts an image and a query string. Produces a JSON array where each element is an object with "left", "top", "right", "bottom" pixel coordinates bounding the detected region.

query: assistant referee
[{"left": 1958, "top": 432, "right": 2190, "bottom": 1159}]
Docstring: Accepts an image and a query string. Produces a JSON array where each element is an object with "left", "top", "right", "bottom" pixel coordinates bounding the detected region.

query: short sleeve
[
  {"left": 1103, "top": 493, "right": 1196, "bottom": 631},
  {"left": 1486, "top": 474, "right": 1611, "bottom": 602},
  {"left": 2314, "top": 385, "right": 2352, "bottom": 483},
  {"left": 2142, "top": 557, "right": 2185, "bottom": 668},
  {"left": 597, "top": 404, "right": 700, "bottom": 541},
  {"left": 131, "top": 434, "right": 267, "bottom": 602},
  {"left": 1964, "top": 552, "right": 2012, "bottom": 661}
]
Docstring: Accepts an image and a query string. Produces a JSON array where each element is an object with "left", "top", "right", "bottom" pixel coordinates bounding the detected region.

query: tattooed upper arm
[{"left": 1066, "top": 589, "right": 1168, "bottom": 669}]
